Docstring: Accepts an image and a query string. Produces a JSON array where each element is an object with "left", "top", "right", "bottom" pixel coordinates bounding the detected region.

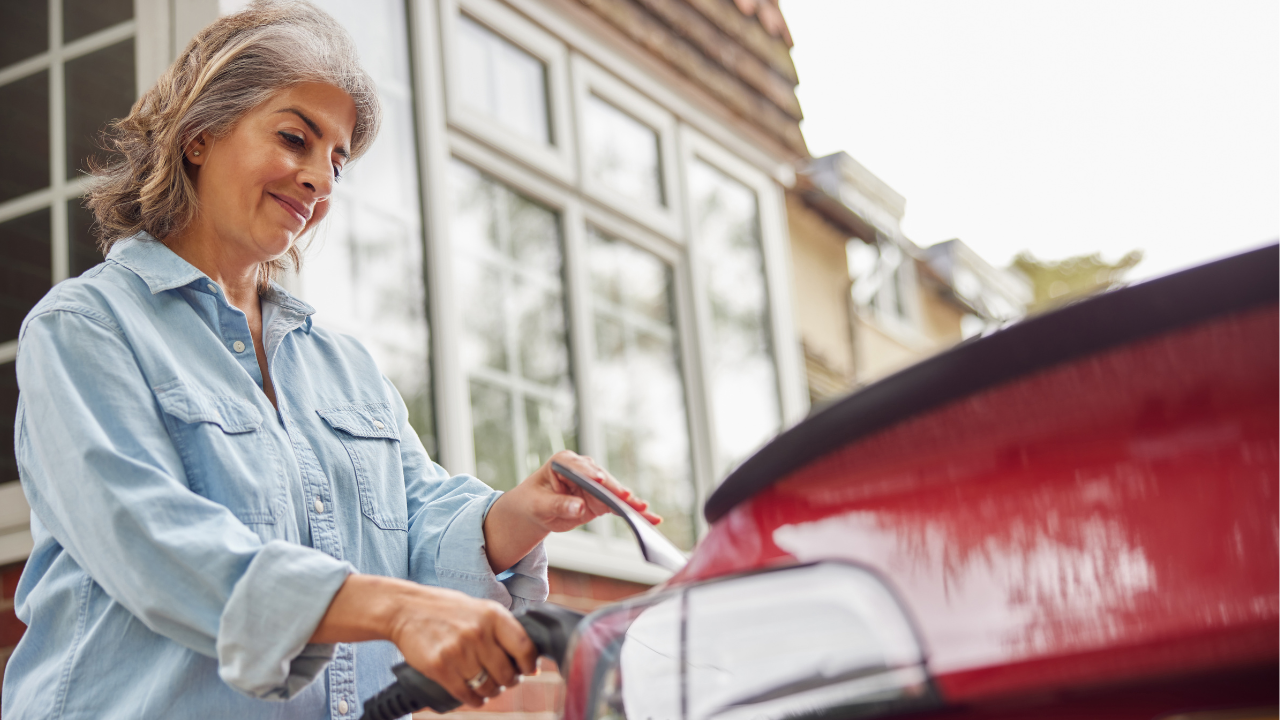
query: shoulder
[{"left": 20, "top": 262, "right": 145, "bottom": 342}]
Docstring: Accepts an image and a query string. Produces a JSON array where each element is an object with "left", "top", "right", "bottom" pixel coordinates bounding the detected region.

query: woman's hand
[
  {"left": 483, "top": 450, "right": 661, "bottom": 572},
  {"left": 311, "top": 574, "right": 536, "bottom": 707}
]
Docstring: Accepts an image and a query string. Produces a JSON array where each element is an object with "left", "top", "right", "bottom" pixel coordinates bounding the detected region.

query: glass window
[
  {"left": 63, "top": 0, "right": 131, "bottom": 44},
  {"left": 1, "top": 362, "right": 17, "bottom": 484},
  {"left": 456, "top": 14, "right": 550, "bottom": 144},
  {"left": 0, "top": 0, "right": 48, "bottom": 69},
  {"left": 689, "top": 159, "right": 780, "bottom": 474},
  {"left": 450, "top": 160, "right": 575, "bottom": 489},
  {"left": 0, "top": 71, "right": 51, "bottom": 204},
  {"left": 1, "top": 208, "right": 52, "bottom": 344},
  {"left": 587, "top": 227, "right": 694, "bottom": 549},
  {"left": 64, "top": 38, "right": 135, "bottom": 180},
  {"left": 583, "top": 94, "right": 663, "bottom": 207},
  {"left": 67, "top": 197, "right": 103, "bottom": 277},
  {"left": 303, "top": 0, "right": 437, "bottom": 458}
]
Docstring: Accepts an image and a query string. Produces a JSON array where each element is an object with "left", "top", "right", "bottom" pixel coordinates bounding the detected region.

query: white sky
[{"left": 786, "top": 1, "right": 1279, "bottom": 280}]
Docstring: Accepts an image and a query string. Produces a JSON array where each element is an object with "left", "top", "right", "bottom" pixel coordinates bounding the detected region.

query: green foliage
[{"left": 1011, "top": 250, "right": 1143, "bottom": 314}]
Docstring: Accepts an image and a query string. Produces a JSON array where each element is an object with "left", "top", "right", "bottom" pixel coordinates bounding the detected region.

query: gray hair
[{"left": 87, "top": 0, "right": 382, "bottom": 286}]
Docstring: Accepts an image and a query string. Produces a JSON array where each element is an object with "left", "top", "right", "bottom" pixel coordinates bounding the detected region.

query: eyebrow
[{"left": 275, "top": 107, "right": 351, "bottom": 160}]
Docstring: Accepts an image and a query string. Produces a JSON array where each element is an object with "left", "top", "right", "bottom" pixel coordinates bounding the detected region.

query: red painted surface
[{"left": 673, "top": 305, "right": 1279, "bottom": 704}]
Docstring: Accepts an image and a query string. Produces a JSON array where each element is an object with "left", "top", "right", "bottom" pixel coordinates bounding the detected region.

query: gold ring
[{"left": 466, "top": 670, "right": 489, "bottom": 690}]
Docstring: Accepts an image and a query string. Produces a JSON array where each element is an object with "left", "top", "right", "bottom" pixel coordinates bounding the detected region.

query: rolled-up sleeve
[
  {"left": 389, "top": 379, "right": 549, "bottom": 610},
  {"left": 16, "top": 306, "right": 351, "bottom": 699}
]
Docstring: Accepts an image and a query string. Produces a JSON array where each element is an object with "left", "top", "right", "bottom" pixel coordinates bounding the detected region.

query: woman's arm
[
  {"left": 16, "top": 306, "right": 351, "bottom": 700},
  {"left": 309, "top": 574, "right": 537, "bottom": 707},
  {"left": 482, "top": 451, "right": 663, "bottom": 573}
]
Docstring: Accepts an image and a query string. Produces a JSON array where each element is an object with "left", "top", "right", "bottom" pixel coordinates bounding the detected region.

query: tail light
[{"left": 562, "top": 562, "right": 940, "bottom": 720}]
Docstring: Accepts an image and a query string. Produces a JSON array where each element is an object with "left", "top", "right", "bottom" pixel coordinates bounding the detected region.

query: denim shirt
[{"left": 2, "top": 234, "right": 548, "bottom": 719}]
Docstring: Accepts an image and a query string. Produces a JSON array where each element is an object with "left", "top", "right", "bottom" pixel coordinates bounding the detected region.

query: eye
[
  {"left": 333, "top": 166, "right": 343, "bottom": 183},
  {"left": 278, "top": 131, "right": 306, "bottom": 148}
]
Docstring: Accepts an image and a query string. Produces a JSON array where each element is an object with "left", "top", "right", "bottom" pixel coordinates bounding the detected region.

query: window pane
[
  {"left": 456, "top": 15, "right": 550, "bottom": 144},
  {"left": 524, "top": 396, "right": 576, "bottom": 477},
  {"left": 0, "top": 0, "right": 48, "bottom": 68},
  {"left": 304, "top": 0, "right": 437, "bottom": 457},
  {"left": 0, "top": 71, "right": 50, "bottom": 204},
  {"left": 470, "top": 380, "right": 516, "bottom": 491},
  {"left": 1, "top": 362, "right": 18, "bottom": 484},
  {"left": 65, "top": 38, "right": 134, "bottom": 180},
  {"left": 450, "top": 160, "right": 575, "bottom": 484},
  {"left": 63, "top": 0, "right": 131, "bottom": 43},
  {"left": 689, "top": 160, "right": 779, "bottom": 475},
  {"left": 588, "top": 228, "right": 695, "bottom": 549},
  {"left": 583, "top": 94, "right": 663, "bottom": 207},
  {"left": 0, "top": 208, "right": 52, "bottom": 344},
  {"left": 68, "top": 197, "right": 103, "bottom": 277}
]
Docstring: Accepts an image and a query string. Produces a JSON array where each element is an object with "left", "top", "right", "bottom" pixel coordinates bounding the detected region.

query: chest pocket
[
  {"left": 317, "top": 403, "right": 408, "bottom": 531},
  {"left": 153, "top": 379, "right": 283, "bottom": 525}
]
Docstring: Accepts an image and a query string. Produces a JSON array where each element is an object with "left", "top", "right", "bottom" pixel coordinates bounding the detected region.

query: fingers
[
  {"left": 547, "top": 451, "right": 664, "bottom": 526},
  {"left": 396, "top": 596, "right": 534, "bottom": 709},
  {"left": 493, "top": 609, "right": 539, "bottom": 675}
]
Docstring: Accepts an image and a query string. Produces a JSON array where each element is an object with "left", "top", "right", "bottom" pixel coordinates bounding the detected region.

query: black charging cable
[{"left": 360, "top": 603, "right": 583, "bottom": 720}]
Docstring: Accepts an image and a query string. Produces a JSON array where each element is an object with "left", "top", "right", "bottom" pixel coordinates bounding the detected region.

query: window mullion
[{"left": 49, "top": 0, "right": 68, "bottom": 284}]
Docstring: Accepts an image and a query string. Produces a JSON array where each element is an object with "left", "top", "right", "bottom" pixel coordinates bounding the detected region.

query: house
[
  {"left": 793, "top": 151, "right": 1030, "bottom": 395},
  {"left": 0, "top": 0, "right": 1025, "bottom": 703}
]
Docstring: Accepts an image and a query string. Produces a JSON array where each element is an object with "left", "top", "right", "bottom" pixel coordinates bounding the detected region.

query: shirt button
[
  {"left": 337, "top": 699, "right": 349, "bottom": 715},
  {"left": 373, "top": 420, "right": 385, "bottom": 430},
  {"left": 207, "top": 283, "right": 217, "bottom": 293},
  {"left": 314, "top": 498, "right": 324, "bottom": 514},
  {"left": 232, "top": 340, "right": 246, "bottom": 353}
]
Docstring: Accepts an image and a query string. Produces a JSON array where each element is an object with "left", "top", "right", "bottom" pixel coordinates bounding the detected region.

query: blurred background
[{"left": 0, "top": 0, "right": 1275, "bottom": 703}]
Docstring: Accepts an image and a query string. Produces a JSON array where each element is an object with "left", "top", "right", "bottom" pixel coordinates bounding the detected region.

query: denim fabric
[{"left": 2, "top": 233, "right": 548, "bottom": 719}]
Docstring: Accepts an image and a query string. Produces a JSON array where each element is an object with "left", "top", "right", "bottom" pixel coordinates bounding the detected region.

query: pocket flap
[
  {"left": 154, "top": 380, "right": 263, "bottom": 434},
  {"left": 317, "top": 403, "right": 400, "bottom": 441}
]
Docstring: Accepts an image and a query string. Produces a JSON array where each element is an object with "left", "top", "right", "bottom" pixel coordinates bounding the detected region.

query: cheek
[{"left": 304, "top": 200, "right": 331, "bottom": 233}]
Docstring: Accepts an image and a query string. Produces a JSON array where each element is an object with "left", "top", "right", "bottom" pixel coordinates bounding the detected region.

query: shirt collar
[
  {"left": 108, "top": 232, "right": 207, "bottom": 294},
  {"left": 109, "top": 232, "right": 316, "bottom": 332}
]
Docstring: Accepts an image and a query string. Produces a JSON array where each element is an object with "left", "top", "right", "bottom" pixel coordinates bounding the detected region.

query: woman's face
[{"left": 188, "top": 82, "right": 357, "bottom": 265}]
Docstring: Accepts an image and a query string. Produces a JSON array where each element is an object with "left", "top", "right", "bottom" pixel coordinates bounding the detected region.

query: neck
[{"left": 165, "top": 225, "right": 264, "bottom": 313}]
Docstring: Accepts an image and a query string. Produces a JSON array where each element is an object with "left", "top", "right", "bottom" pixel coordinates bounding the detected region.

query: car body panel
[{"left": 675, "top": 302, "right": 1278, "bottom": 702}]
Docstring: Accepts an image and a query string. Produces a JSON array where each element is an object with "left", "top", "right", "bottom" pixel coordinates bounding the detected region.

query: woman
[{"left": 1, "top": 2, "right": 659, "bottom": 718}]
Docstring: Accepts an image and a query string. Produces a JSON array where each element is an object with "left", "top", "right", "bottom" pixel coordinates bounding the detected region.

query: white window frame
[
  {"left": 442, "top": 132, "right": 584, "bottom": 476},
  {"left": 440, "top": 0, "right": 576, "bottom": 185},
  {"left": 678, "top": 126, "right": 808, "bottom": 483},
  {"left": 417, "top": 0, "right": 806, "bottom": 573},
  {"left": 570, "top": 54, "right": 683, "bottom": 242},
  {"left": 578, "top": 204, "right": 707, "bottom": 541},
  {"left": 0, "top": 0, "right": 176, "bottom": 563}
]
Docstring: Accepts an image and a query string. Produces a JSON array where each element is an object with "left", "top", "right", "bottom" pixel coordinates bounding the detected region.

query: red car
[{"left": 558, "top": 245, "right": 1278, "bottom": 720}]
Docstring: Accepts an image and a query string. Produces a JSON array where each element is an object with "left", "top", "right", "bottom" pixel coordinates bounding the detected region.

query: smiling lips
[{"left": 269, "top": 192, "right": 312, "bottom": 226}]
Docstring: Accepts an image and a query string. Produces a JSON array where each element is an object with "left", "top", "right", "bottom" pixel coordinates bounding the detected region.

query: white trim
[
  {"left": 0, "top": 484, "right": 32, "bottom": 567},
  {"left": 495, "top": 0, "right": 796, "bottom": 187},
  {"left": 449, "top": 132, "right": 577, "bottom": 211},
  {"left": 49, "top": 0, "right": 69, "bottom": 285},
  {"left": 443, "top": 0, "right": 577, "bottom": 185},
  {"left": 134, "top": 0, "right": 172, "bottom": 93},
  {"left": 677, "top": 126, "right": 807, "bottom": 484},
  {"left": 543, "top": 530, "right": 671, "bottom": 585},
  {"left": 0, "top": 176, "right": 94, "bottom": 227},
  {"left": 410, "top": 0, "right": 473, "bottom": 473},
  {"left": 570, "top": 54, "right": 683, "bottom": 242},
  {"left": 0, "top": 20, "right": 137, "bottom": 88}
]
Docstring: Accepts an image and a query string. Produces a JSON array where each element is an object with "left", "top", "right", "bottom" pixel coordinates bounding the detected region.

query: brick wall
[{"left": 1, "top": 560, "right": 25, "bottom": 689}]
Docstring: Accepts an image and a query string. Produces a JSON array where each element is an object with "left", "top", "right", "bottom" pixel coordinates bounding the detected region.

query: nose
[{"left": 298, "top": 155, "right": 335, "bottom": 199}]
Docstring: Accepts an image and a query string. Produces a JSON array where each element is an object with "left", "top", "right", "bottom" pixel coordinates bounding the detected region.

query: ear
[{"left": 184, "top": 133, "right": 210, "bottom": 166}]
